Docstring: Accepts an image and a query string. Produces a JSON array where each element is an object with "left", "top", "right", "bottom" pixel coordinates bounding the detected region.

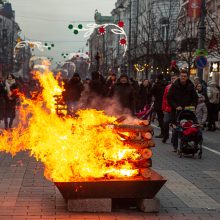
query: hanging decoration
[
  {"left": 134, "top": 64, "right": 147, "bottom": 72},
  {"left": 44, "top": 42, "right": 55, "bottom": 50},
  {"left": 14, "top": 41, "right": 46, "bottom": 53},
  {"left": 68, "top": 22, "right": 128, "bottom": 56}
]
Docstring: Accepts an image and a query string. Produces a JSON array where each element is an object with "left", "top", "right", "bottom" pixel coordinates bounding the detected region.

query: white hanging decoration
[
  {"left": 14, "top": 41, "right": 47, "bottom": 53},
  {"left": 69, "top": 22, "right": 128, "bottom": 56}
]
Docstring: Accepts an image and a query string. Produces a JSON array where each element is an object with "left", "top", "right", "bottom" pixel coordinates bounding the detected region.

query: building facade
[{"left": 0, "top": 2, "right": 21, "bottom": 77}]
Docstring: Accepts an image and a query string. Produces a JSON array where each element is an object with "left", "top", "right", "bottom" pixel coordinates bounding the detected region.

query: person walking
[
  {"left": 167, "top": 70, "right": 198, "bottom": 151},
  {"left": 206, "top": 80, "right": 220, "bottom": 131},
  {"left": 162, "top": 73, "right": 178, "bottom": 143},
  {"left": 150, "top": 74, "right": 167, "bottom": 138},
  {"left": 106, "top": 73, "right": 117, "bottom": 97}
]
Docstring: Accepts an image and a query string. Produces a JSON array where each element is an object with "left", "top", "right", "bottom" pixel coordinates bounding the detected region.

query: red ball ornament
[
  {"left": 76, "top": 55, "right": 79, "bottom": 58},
  {"left": 85, "top": 52, "right": 89, "bottom": 55},
  {"left": 120, "top": 38, "right": 126, "bottom": 45},
  {"left": 118, "top": 21, "right": 124, "bottom": 28},
  {"left": 98, "top": 26, "right": 106, "bottom": 35}
]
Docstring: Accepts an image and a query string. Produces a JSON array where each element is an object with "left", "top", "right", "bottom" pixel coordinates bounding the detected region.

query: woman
[{"left": 4, "top": 74, "right": 19, "bottom": 129}]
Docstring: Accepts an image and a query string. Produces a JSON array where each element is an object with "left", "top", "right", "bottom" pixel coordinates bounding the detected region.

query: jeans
[
  {"left": 163, "top": 112, "right": 171, "bottom": 139},
  {"left": 155, "top": 109, "right": 164, "bottom": 135}
]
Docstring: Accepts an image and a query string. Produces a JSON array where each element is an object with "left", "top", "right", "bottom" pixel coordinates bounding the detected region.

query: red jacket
[{"left": 162, "top": 84, "right": 172, "bottom": 113}]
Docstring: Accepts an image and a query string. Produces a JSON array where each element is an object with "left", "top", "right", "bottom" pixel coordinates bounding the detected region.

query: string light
[{"left": 134, "top": 64, "right": 147, "bottom": 72}]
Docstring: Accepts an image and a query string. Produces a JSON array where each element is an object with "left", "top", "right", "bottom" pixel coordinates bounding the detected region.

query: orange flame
[{"left": 0, "top": 70, "right": 142, "bottom": 182}]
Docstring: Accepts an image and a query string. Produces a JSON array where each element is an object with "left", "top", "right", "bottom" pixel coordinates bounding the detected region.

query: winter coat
[
  {"left": 0, "top": 82, "right": 7, "bottom": 120},
  {"left": 162, "top": 84, "right": 172, "bottom": 113},
  {"left": 138, "top": 84, "right": 151, "bottom": 110},
  {"left": 112, "top": 82, "right": 135, "bottom": 112},
  {"left": 195, "top": 96, "right": 208, "bottom": 125},
  {"left": 150, "top": 80, "right": 167, "bottom": 111},
  {"left": 89, "top": 79, "right": 106, "bottom": 97},
  {"left": 167, "top": 78, "right": 198, "bottom": 110},
  {"left": 64, "top": 79, "right": 84, "bottom": 102},
  {"left": 207, "top": 81, "right": 220, "bottom": 104}
]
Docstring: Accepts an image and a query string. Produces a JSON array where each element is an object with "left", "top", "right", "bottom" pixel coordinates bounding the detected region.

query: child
[{"left": 195, "top": 94, "right": 208, "bottom": 129}]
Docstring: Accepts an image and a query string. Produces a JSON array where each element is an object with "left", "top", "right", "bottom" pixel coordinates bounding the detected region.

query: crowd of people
[{"left": 0, "top": 70, "right": 220, "bottom": 150}]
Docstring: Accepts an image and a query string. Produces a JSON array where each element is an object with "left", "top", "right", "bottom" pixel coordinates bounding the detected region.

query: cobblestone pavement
[{"left": 0, "top": 121, "right": 220, "bottom": 220}]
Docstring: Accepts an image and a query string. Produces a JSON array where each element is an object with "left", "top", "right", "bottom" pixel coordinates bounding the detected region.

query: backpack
[{"left": 208, "top": 87, "right": 220, "bottom": 104}]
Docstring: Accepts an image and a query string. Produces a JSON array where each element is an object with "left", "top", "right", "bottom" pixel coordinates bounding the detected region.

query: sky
[{"left": 9, "top": 0, "right": 116, "bottom": 64}]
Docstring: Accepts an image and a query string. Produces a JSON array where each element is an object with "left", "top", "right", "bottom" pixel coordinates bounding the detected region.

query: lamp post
[
  {"left": 197, "top": 0, "right": 206, "bottom": 80},
  {"left": 128, "top": 0, "right": 132, "bottom": 78}
]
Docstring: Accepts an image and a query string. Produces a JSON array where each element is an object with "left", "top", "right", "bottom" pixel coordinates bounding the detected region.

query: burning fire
[{"left": 0, "top": 70, "right": 153, "bottom": 182}]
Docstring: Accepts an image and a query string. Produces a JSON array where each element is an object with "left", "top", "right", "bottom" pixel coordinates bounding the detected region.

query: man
[
  {"left": 167, "top": 70, "right": 198, "bottom": 151},
  {"left": 111, "top": 74, "right": 135, "bottom": 115},
  {"left": 150, "top": 74, "right": 167, "bottom": 138},
  {"left": 63, "top": 73, "right": 84, "bottom": 115},
  {"left": 162, "top": 73, "right": 178, "bottom": 143}
]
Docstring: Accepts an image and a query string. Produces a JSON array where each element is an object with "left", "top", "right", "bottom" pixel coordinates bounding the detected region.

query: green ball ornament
[
  {"left": 78, "top": 24, "right": 83, "bottom": 29},
  {"left": 51, "top": 44, "right": 54, "bottom": 47},
  {"left": 44, "top": 43, "right": 48, "bottom": 46},
  {"left": 74, "top": 30, "right": 79, "bottom": 35},
  {"left": 68, "top": 24, "right": 73, "bottom": 30},
  {"left": 48, "top": 47, "right": 51, "bottom": 50}
]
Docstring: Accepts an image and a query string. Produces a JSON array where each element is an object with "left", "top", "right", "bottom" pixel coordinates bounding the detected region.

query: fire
[{"left": 0, "top": 70, "right": 153, "bottom": 182}]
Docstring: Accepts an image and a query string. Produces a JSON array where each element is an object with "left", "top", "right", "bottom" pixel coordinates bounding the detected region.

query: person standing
[
  {"left": 138, "top": 79, "right": 152, "bottom": 111},
  {"left": 63, "top": 73, "right": 84, "bottom": 115},
  {"left": 0, "top": 77, "right": 7, "bottom": 123},
  {"left": 150, "top": 74, "right": 167, "bottom": 138},
  {"left": 167, "top": 70, "right": 198, "bottom": 151},
  {"left": 111, "top": 74, "right": 135, "bottom": 115},
  {"left": 4, "top": 74, "right": 19, "bottom": 129},
  {"left": 162, "top": 73, "right": 178, "bottom": 143},
  {"left": 206, "top": 80, "right": 220, "bottom": 131},
  {"left": 106, "top": 73, "right": 117, "bottom": 97}
]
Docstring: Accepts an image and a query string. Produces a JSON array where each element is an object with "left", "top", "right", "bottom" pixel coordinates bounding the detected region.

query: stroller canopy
[{"left": 177, "top": 110, "right": 198, "bottom": 124}]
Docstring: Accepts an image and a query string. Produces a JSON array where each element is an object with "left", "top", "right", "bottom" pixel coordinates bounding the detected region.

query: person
[
  {"left": 195, "top": 83, "right": 208, "bottom": 102},
  {"left": 4, "top": 74, "right": 19, "bottom": 129},
  {"left": 195, "top": 94, "right": 208, "bottom": 129},
  {"left": 150, "top": 74, "right": 167, "bottom": 138},
  {"left": 63, "top": 73, "right": 84, "bottom": 115},
  {"left": 138, "top": 79, "right": 152, "bottom": 111},
  {"left": 162, "top": 73, "right": 178, "bottom": 143},
  {"left": 194, "top": 76, "right": 207, "bottom": 94},
  {"left": 111, "top": 74, "right": 135, "bottom": 114},
  {"left": 167, "top": 70, "right": 198, "bottom": 151},
  {"left": 106, "top": 73, "right": 117, "bottom": 97},
  {"left": 206, "top": 80, "right": 220, "bottom": 131},
  {"left": 0, "top": 77, "right": 7, "bottom": 123}
]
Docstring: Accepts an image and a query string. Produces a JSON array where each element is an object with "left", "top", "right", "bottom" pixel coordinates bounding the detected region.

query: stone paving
[{"left": 0, "top": 124, "right": 220, "bottom": 219}]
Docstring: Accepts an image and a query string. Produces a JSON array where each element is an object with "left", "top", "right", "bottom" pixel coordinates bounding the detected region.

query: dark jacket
[
  {"left": 138, "top": 84, "right": 151, "bottom": 110},
  {"left": 64, "top": 79, "right": 84, "bottom": 102},
  {"left": 112, "top": 82, "right": 135, "bottom": 112},
  {"left": 167, "top": 78, "right": 198, "bottom": 110},
  {"left": 0, "top": 82, "right": 7, "bottom": 120},
  {"left": 150, "top": 80, "right": 167, "bottom": 111}
]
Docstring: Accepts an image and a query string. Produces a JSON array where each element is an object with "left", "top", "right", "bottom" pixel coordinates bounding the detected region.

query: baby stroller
[
  {"left": 136, "top": 102, "right": 154, "bottom": 124},
  {"left": 176, "top": 110, "right": 203, "bottom": 159}
]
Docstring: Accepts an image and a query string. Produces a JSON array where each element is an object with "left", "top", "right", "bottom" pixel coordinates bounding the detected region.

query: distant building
[{"left": 0, "top": 2, "right": 21, "bottom": 77}]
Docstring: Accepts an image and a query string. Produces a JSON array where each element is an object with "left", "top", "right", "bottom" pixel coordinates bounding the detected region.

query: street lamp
[
  {"left": 197, "top": 0, "right": 206, "bottom": 80},
  {"left": 128, "top": 0, "right": 132, "bottom": 78}
]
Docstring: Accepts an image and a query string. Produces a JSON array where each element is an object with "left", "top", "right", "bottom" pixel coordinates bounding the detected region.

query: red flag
[
  {"left": 188, "top": 0, "right": 202, "bottom": 18},
  {"left": 208, "top": 35, "right": 218, "bottom": 50}
]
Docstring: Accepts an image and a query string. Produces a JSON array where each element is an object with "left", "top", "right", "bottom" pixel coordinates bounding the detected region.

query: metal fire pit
[{"left": 54, "top": 169, "right": 166, "bottom": 200}]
